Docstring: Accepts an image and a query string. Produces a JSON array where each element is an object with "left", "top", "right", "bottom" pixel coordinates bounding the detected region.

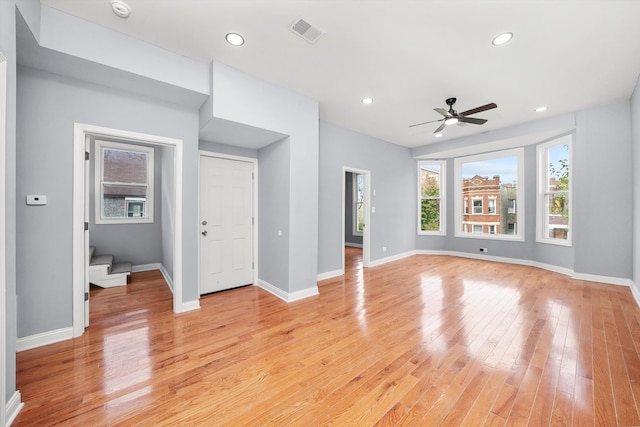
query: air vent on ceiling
[{"left": 289, "top": 17, "right": 325, "bottom": 44}]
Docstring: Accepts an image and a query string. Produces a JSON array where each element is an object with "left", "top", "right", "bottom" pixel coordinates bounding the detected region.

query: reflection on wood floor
[{"left": 15, "top": 250, "right": 640, "bottom": 426}]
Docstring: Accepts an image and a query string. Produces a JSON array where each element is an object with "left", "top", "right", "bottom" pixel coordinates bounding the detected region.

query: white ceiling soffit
[
  {"left": 414, "top": 127, "right": 575, "bottom": 160},
  {"left": 38, "top": 1, "right": 640, "bottom": 149}
]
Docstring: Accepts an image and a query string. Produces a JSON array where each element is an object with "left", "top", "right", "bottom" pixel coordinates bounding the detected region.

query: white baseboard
[
  {"left": 369, "top": 250, "right": 416, "bottom": 267},
  {"left": 133, "top": 263, "right": 174, "bottom": 293},
  {"left": 6, "top": 390, "right": 23, "bottom": 426},
  {"left": 317, "top": 269, "right": 343, "bottom": 281},
  {"left": 345, "top": 242, "right": 363, "bottom": 248},
  {"left": 178, "top": 300, "right": 200, "bottom": 313},
  {"left": 17, "top": 327, "right": 73, "bottom": 352},
  {"left": 572, "top": 272, "right": 631, "bottom": 287},
  {"left": 257, "top": 279, "right": 319, "bottom": 302},
  {"left": 414, "top": 249, "right": 631, "bottom": 288},
  {"left": 630, "top": 281, "right": 640, "bottom": 308}
]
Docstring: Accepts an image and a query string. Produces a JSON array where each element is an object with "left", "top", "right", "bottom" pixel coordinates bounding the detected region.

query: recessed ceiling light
[
  {"left": 110, "top": 1, "right": 131, "bottom": 19},
  {"left": 444, "top": 117, "right": 459, "bottom": 126},
  {"left": 435, "top": 133, "right": 443, "bottom": 138},
  {"left": 361, "top": 97, "right": 373, "bottom": 105},
  {"left": 226, "top": 33, "right": 245, "bottom": 46},
  {"left": 535, "top": 106, "right": 548, "bottom": 112},
  {"left": 492, "top": 32, "right": 513, "bottom": 46}
]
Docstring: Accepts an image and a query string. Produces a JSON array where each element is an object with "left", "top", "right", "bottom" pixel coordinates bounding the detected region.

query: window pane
[
  {"left": 421, "top": 165, "right": 440, "bottom": 197},
  {"left": 461, "top": 156, "right": 518, "bottom": 236},
  {"left": 356, "top": 174, "right": 365, "bottom": 203},
  {"left": 473, "top": 199, "right": 483, "bottom": 214},
  {"left": 548, "top": 144, "right": 570, "bottom": 191},
  {"left": 356, "top": 202, "right": 364, "bottom": 232},
  {"left": 103, "top": 185, "right": 147, "bottom": 218},
  {"left": 544, "top": 192, "right": 569, "bottom": 240},
  {"left": 103, "top": 148, "right": 148, "bottom": 184},
  {"left": 419, "top": 162, "right": 444, "bottom": 234},
  {"left": 421, "top": 199, "right": 440, "bottom": 231},
  {"left": 488, "top": 199, "right": 496, "bottom": 214},
  {"left": 538, "top": 138, "right": 571, "bottom": 244}
]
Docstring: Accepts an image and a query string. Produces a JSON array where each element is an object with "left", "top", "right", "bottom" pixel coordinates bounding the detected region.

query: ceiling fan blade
[
  {"left": 434, "top": 108, "right": 451, "bottom": 117},
  {"left": 408, "top": 119, "right": 441, "bottom": 128},
  {"left": 459, "top": 102, "right": 497, "bottom": 116},
  {"left": 434, "top": 121, "right": 447, "bottom": 133},
  {"left": 458, "top": 116, "right": 488, "bottom": 125}
]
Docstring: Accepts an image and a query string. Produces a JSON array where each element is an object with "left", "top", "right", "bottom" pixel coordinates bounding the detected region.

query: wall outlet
[
  {"left": 382, "top": 246, "right": 387, "bottom": 252},
  {"left": 26, "top": 195, "right": 47, "bottom": 205},
  {"left": 479, "top": 247, "right": 488, "bottom": 253}
]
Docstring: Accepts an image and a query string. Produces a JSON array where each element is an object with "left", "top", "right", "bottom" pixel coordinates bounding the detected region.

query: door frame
[
  {"left": 342, "top": 167, "right": 371, "bottom": 271},
  {"left": 73, "top": 123, "right": 184, "bottom": 337},
  {"left": 0, "top": 50, "right": 7, "bottom": 427},
  {"left": 198, "top": 151, "right": 258, "bottom": 294}
]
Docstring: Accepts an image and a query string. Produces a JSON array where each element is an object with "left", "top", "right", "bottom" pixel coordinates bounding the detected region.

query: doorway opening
[
  {"left": 342, "top": 167, "right": 370, "bottom": 274},
  {"left": 73, "top": 124, "right": 184, "bottom": 338}
]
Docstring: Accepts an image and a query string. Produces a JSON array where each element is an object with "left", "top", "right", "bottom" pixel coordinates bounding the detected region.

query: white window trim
[
  {"left": 417, "top": 160, "right": 446, "bottom": 236},
  {"left": 454, "top": 148, "right": 525, "bottom": 241},
  {"left": 95, "top": 140, "right": 154, "bottom": 224},
  {"left": 536, "top": 135, "right": 572, "bottom": 246}
]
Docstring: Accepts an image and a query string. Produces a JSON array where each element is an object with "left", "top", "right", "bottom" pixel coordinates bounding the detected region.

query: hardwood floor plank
[{"left": 13, "top": 252, "right": 640, "bottom": 426}]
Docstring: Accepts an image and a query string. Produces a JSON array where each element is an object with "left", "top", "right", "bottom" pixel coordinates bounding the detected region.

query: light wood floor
[{"left": 14, "top": 247, "right": 640, "bottom": 426}]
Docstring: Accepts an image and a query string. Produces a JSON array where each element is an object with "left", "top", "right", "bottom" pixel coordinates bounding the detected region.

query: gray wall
[
  {"left": 573, "top": 101, "right": 633, "bottom": 278},
  {"left": 16, "top": 66, "right": 199, "bottom": 337},
  {"left": 208, "top": 61, "right": 319, "bottom": 294},
  {"left": 344, "top": 172, "right": 363, "bottom": 246},
  {"left": 633, "top": 77, "right": 640, "bottom": 293},
  {"left": 2, "top": 0, "right": 18, "bottom": 407},
  {"left": 258, "top": 138, "right": 291, "bottom": 289},
  {"left": 89, "top": 139, "right": 164, "bottom": 266},
  {"left": 160, "top": 145, "right": 175, "bottom": 280},
  {"left": 318, "top": 121, "right": 414, "bottom": 275},
  {"left": 414, "top": 101, "right": 632, "bottom": 280}
]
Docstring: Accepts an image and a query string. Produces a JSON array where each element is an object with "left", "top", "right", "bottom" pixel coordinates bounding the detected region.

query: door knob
[{"left": 201, "top": 230, "right": 208, "bottom": 236}]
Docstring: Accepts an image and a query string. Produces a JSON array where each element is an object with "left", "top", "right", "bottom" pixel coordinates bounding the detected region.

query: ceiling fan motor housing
[{"left": 446, "top": 97, "right": 457, "bottom": 114}]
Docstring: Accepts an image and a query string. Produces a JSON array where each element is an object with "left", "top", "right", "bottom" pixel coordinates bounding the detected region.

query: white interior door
[{"left": 199, "top": 156, "right": 254, "bottom": 294}]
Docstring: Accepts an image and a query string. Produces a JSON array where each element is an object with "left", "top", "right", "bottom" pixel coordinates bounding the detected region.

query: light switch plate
[{"left": 26, "top": 195, "right": 47, "bottom": 205}]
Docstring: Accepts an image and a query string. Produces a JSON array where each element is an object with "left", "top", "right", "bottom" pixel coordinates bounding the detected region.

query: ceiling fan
[{"left": 409, "top": 97, "right": 497, "bottom": 134}]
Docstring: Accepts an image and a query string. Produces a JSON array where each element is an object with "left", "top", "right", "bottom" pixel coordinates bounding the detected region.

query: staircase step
[
  {"left": 90, "top": 254, "right": 113, "bottom": 268},
  {"left": 111, "top": 262, "right": 132, "bottom": 275}
]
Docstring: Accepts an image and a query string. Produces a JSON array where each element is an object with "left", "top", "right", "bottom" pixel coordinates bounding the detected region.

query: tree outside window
[{"left": 418, "top": 161, "right": 445, "bottom": 234}]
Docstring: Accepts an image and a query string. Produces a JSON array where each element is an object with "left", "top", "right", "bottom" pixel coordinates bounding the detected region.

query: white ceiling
[{"left": 40, "top": 0, "right": 640, "bottom": 148}]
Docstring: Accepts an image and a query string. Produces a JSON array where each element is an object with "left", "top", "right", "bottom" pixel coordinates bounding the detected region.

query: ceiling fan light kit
[{"left": 409, "top": 97, "right": 498, "bottom": 134}]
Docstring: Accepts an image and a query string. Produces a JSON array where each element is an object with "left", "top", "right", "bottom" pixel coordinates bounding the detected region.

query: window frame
[
  {"left": 454, "top": 148, "right": 525, "bottom": 241},
  {"left": 95, "top": 140, "right": 154, "bottom": 224},
  {"left": 417, "top": 160, "right": 446, "bottom": 235},
  {"left": 536, "top": 135, "right": 572, "bottom": 246}
]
